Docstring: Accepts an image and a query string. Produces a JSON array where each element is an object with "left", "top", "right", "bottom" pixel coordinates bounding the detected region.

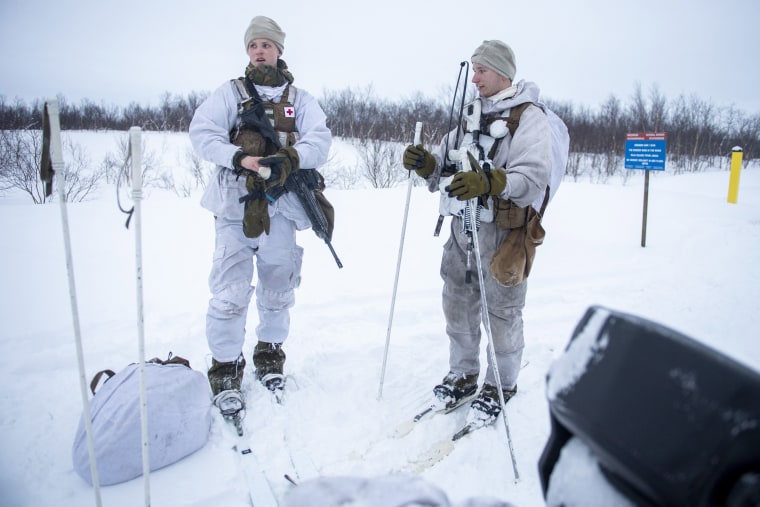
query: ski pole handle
[
  {"left": 413, "top": 121, "right": 423, "bottom": 146},
  {"left": 129, "top": 127, "right": 142, "bottom": 200}
]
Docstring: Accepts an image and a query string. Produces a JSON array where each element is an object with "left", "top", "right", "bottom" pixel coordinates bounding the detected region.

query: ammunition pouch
[
  {"left": 490, "top": 206, "right": 545, "bottom": 287},
  {"left": 493, "top": 197, "right": 528, "bottom": 230}
]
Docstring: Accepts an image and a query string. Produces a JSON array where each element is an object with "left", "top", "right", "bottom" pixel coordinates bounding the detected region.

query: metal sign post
[{"left": 625, "top": 132, "right": 667, "bottom": 247}]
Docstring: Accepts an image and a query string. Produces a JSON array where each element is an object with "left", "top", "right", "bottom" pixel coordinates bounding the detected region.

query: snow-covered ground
[{"left": 1, "top": 133, "right": 758, "bottom": 506}]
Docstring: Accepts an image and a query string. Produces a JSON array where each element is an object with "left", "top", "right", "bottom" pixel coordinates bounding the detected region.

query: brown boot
[
  {"left": 253, "top": 341, "right": 286, "bottom": 392},
  {"left": 252, "top": 341, "right": 285, "bottom": 379},
  {"left": 207, "top": 355, "right": 246, "bottom": 397}
]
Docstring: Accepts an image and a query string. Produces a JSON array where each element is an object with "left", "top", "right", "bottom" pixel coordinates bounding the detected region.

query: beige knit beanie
[
  {"left": 471, "top": 40, "right": 516, "bottom": 80},
  {"left": 244, "top": 16, "right": 285, "bottom": 53}
]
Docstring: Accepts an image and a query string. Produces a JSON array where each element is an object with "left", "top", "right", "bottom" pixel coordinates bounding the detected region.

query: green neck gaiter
[{"left": 245, "top": 59, "right": 295, "bottom": 87}]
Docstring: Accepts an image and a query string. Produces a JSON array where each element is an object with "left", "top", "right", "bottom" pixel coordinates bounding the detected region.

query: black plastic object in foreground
[{"left": 539, "top": 305, "right": 760, "bottom": 506}]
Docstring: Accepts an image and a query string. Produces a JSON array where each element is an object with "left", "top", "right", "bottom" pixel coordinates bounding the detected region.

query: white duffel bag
[{"left": 72, "top": 354, "right": 212, "bottom": 486}]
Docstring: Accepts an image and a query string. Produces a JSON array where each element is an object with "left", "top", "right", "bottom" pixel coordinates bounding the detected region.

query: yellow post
[{"left": 727, "top": 146, "right": 743, "bottom": 204}]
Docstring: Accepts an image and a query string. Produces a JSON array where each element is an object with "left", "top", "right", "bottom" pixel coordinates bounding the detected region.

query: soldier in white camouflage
[
  {"left": 189, "top": 16, "right": 331, "bottom": 412},
  {"left": 403, "top": 40, "right": 552, "bottom": 427}
]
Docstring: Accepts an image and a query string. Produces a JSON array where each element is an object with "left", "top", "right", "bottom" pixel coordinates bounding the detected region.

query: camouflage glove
[
  {"left": 445, "top": 153, "right": 507, "bottom": 201},
  {"left": 241, "top": 175, "right": 270, "bottom": 238},
  {"left": 259, "top": 146, "right": 299, "bottom": 188},
  {"left": 402, "top": 144, "right": 436, "bottom": 178},
  {"left": 232, "top": 150, "right": 252, "bottom": 174}
]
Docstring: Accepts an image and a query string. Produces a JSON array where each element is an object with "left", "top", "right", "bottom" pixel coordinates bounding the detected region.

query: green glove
[
  {"left": 445, "top": 153, "right": 507, "bottom": 201},
  {"left": 242, "top": 175, "right": 270, "bottom": 238},
  {"left": 259, "top": 146, "right": 299, "bottom": 188},
  {"left": 402, "top": 144, "right": 436, "bottom": 178}
]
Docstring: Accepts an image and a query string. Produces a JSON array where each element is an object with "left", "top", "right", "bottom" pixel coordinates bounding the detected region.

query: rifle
[
  {"left": 236, "top": 77, "right": 342, "bottom": 268},
  {"left": 267, "top": 169, "right": 342, "bottom": 268}
]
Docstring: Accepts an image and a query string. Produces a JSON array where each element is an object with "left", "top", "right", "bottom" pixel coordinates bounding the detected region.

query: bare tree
[
  {"left": 355, "top": 138, "right": 404, "bottom": 189},
  {"left": 184, "top": 146, "right": 211, "bottom": 191},
  {"left": 0, "top": 129, "right": 102, "bottom": 203},
  {"left": 100, "top": 132, "right": 161, "bottom": 193},
  {"left": 0, "top": 129, "right": 46, "bottom": 202},
  {"left": 629, "top": 81, "right": 650, "bottom": 132},
  {"left": 60, "top": 138, "right": 102, "bottom": 202},
  {"left": 599, "top": 95, "right": 624, "bottom": 179},
  {"left": 648, "top": 85, "right": 668, "bottom": 132}
]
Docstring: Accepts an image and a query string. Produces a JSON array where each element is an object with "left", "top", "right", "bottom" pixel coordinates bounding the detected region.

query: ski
[
  {"left": 409, "top": 437, "right": 456, "bottom": 474},
  {"left": 407, "top": 419, "right": 492, "bottom": 474},
  {"left": 271, "top": 375, "right": 320, "bottom": 485},
  {"left": 393, "top": 392, "right": 477, "bottom": 438},
  {"left": 396, "top": 361, "right": 529, "bottom": 438},
  {"left": 283, "top": 438, "right": 319, "bottom": 484},
  {"left": 407, "top": 383, "right": 525, "bottom": 474},
  {"left": 262, "top": 373, "right": 286, "bottom": 404},
  {"left": 221, "top": 416, "right": 279, "bottom": 507},
  {"left": 215, "top": 390, "right": 246, "bottom": 436},
  {"left": 282, "top": 445, "right": 318, "bottom": 487},
  {"left": 226, "top": 411, "right": 245, "bottom": 437},
  {"left": 452, "top": 418, "right": 490, "bottom": 441}
]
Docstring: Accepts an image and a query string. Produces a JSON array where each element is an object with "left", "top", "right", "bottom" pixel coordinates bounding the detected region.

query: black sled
[{"left": 539, "top": 305, "right": 760, "bottom": 506}]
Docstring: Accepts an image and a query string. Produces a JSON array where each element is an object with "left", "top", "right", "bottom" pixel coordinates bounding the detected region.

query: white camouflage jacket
[
  {"left": 189, "top": 79, "right": 332, "bottom": 227},
  {"left": 428, "top": 79, "right": 552, "bottom": 210}
]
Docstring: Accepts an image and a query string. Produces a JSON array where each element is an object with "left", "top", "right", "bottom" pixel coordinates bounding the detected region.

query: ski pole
[
  {"left": 128, "top": 127, "right": 151, "bottom": 507},
  {"left": 43, "top": 98, "right": 103, "bottom": 506},
  {"left": 468, "top": 198, "right": 520, "bottom": 482},
  {"left": 378, "top": 121, "right": 423, "bottom": 400}
]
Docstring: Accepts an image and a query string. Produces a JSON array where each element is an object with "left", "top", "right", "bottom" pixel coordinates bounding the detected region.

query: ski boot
[
  {"left": 433, "top": 371, "right": 479, "bottom": 410},
  {"left": 208, "top": 355, "right": 246, "bottom": 434},
  {"left": 253, "top": 341, "right": 286, "bottom": 395},
  {"left": 467, "top": 383, "right": 517, "bottom": 426}
]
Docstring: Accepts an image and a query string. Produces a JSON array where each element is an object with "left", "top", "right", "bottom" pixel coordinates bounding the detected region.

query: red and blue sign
[{"left": 625, "top": 132, "right": 667, "bottom": 171}]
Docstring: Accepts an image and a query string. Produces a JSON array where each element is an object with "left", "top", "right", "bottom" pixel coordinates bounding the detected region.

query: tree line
[
  {"left": 1, "top": 83, "right": 758, "bottom": 203},
  {"left": 2, "top": 83, "right": 758, "bottom": 166}
]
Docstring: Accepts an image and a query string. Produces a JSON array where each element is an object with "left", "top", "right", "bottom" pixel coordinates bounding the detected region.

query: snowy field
[{"left": 1, "top": 132, "right": 758, "bottom": 506}]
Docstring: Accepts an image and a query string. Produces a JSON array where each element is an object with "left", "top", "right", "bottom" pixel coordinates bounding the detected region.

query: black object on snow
[{"left": 539, "top": 305, "right": 760, "bottom": 507}]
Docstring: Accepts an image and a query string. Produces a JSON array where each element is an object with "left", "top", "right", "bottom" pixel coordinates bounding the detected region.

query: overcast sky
[{"left": 2, "top": 0, "right": 759, "bottom": 115}]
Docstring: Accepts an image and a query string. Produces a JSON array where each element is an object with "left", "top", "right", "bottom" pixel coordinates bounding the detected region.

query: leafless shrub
[{"left": 0, "top": 129, "right": 103, "bottom": 203}]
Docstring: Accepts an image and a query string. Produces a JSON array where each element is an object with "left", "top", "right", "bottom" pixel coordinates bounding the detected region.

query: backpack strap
[
  {"left": 148, "top": 352, "right": 191, "bottom": 368},
  {"left": 90, "top": 369, "right": 116, "bottom": 395},
  {"left": 90, "top": 354, "right": 191, "bottom": 395},
  {"left": 505, "top": 102, "right": 532, "bottom": 138},
  {"left": 506, "top": 101, "right": 551, "bottom": 216}
]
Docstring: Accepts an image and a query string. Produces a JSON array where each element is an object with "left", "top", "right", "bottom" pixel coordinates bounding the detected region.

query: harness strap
[
  {"left": 484, "top": 101, "right": 551, "bottom": 220},
  {"left": 505, "top": 102, "right": 532, "bottom": 138},
  {"left": 238, "top": 188, "right": 268, "bottom": 205},
  {"left": 232, "top": 79, "right": 253, "bottom": 114},
  {"left": 232, "top": 78, "right": 297, "bottom": 149}
]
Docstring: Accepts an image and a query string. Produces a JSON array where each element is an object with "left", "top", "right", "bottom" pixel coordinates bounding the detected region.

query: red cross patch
[{"left": 284, "top": 107, "right": 295, "bottom": 117}]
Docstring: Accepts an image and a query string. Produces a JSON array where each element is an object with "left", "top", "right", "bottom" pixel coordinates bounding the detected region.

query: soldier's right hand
[{"left": 402, "top": 144, "right": 435, "bottom": 178}]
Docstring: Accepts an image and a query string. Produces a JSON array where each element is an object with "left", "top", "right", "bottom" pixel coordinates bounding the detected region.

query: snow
[
  {"left": 1, "top": 133, "right": 759, "bottom": 507},
  {"left": 544, "top": 437, "right": 635, "bottom": 507}
]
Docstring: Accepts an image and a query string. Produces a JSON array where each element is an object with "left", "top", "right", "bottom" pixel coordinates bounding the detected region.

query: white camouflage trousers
[
  {"left": 440, "top": 217, "right": 527, "bottom": 391},
  {"left": 206, "top": 214, "right": 303, "bottom": 363}
]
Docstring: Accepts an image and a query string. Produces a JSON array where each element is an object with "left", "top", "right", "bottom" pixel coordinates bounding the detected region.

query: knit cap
[
  {"left": 244, "top": 16, "right": 285, "bottom": 53},
  {"left": 471, "top": 40, "right": 516, "bottom": 80}
]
